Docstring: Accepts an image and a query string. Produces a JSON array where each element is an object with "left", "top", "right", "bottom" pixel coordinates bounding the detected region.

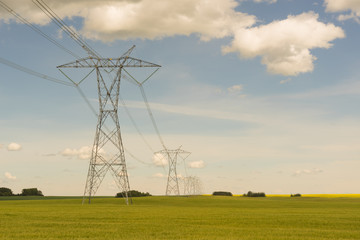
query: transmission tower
[
  {"left": 183, "top": 176, "right": 202, "bottom": 195},
  {"left": 156, "top": 147, "right": 191, "bottom": 195},
  {"left": 58, "top": 47, "right": 161, "bottom": 204}
]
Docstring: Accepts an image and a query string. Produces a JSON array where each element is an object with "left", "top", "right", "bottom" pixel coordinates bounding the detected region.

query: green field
[{"left": 0, "top": 196, "right": 359, "bottom": 240}]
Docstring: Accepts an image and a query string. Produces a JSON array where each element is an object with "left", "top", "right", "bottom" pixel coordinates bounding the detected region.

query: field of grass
[{"left": 0, "top": 195, "right": 359, "bottom": 239}]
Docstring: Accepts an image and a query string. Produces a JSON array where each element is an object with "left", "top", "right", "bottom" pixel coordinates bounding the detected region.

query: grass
[{"left": 0, "top": 196, "right": 359, "bottom": 239}]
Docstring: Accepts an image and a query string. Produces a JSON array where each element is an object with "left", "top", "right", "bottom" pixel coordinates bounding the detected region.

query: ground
[{"left": 0, "top": 195, "right": 359, "bottom": 239}]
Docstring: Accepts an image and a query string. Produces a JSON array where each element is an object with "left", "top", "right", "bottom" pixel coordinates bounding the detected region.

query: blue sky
[{"left": 1, "top": 0, "right": 360, "bottom": 196}]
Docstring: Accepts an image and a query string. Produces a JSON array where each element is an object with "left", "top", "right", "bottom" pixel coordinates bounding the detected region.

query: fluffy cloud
[
  {"left": 325, "top": 0, "right": 360, "bottom": 23},
  {"left": 5, "top": 172, "right": 16, "bottom": 180},
  {"left": 293, "top": 168, "right": 323, "bottom": 177},
  {"left": 152, "top": 153, "right": 168, "bottom": 166},
  {"left": 61, "top": 146, "right": 92, "bottom": 160},
  {"left": 83, "top": 0, "right": 256, "bottom": 41},
  {"left": 188, "top": 160, "right": 205, "bottom": 169},
  {"left": 7, "top": 142, "right": 22, "bottom": 151},
  {"left": 223, "top": 12, "right": 345, "bottom": 76},
  {"left": 0, "top": 0, "right": 255, "bottom": 41}
]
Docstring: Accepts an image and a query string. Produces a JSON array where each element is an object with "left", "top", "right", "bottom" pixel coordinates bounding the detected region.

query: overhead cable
[
  {"left": 0, "top": 57, "right": 74, "bottom": 87},
  {"left": 0, "top": 1, "right": 81, "bottom": 59},
  {"left": 33, "top": 0, "right": 101, "bottom": 58}
]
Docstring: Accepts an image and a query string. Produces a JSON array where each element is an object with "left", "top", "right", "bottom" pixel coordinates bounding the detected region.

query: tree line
[
  {"left": 0, "top": 187, "right": 44, "bottom": 196},
  {"left": 212, "top": 191, "right": 267, "bottom": 197}
]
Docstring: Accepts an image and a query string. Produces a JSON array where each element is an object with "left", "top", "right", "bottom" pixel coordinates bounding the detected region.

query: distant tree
[
  {"left": 212, "top": 191, "right": 233, "bottom": 196},
  {"left": 243, "top": 191, "right": 266, "bottom": 197},
  {"left": 116, "top": 190, "right": 151, "bottom": 198},
  {"left": 291, "top": 193, "right": 301, "bottom": 197},
  {"left": 0, "top": 187, "right": 13, "bottom": 196},
  {"left": 21, "top": 188, "right": 43, "bottom": 196}
]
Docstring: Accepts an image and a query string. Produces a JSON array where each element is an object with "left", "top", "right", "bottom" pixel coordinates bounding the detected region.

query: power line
[
  {"left": 33, "top": 0, "right": 101, "bottom": 58},
  {"left": 139, "top": 84, "right": 167, "bottom": 150},
  {"left": 0, "top": 57, "right": 74, "bottom": 87},
  {"left": 2, "top": 0, "right": 165, "bottom": 169},
  {"left": 0, "top": 1, "right": 81, "bottom": 59},
  {"left": 119, "top": 96, "right": 154, "bottom": 152},
  {"left": 58, "top": 67, "right": 153, "bottom": 166},
  {"left": 0, "top": 56, "right": 151, "bottom": 167},
  {"left": 122, "top": 68, "right": 167, "bottom": 150}
]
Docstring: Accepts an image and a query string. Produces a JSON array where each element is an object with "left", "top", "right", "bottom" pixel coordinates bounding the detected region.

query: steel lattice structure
[
  {"left": 156, "top": 148, "right": 191, "bottom": 195},
  {"left": 58, "top": 48, "right": 161, "bottom": 204},
  {"left": 183, "top": 176, "right": 202, "bottom": 195}
]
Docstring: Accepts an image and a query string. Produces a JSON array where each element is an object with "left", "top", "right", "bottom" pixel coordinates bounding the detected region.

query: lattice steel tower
[
  {"left": 58, "top": 47, "right": 161, "bottom": 204},
  {"left": 184, "top": 176, "right": 202, "bottom": 195},
  {"left": 156, "top": 147, "right": 191, "bottom": 195}
]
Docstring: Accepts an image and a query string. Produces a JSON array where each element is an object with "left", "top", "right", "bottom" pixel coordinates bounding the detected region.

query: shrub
[
  {"left": 0, "top": 187, "right": 13, "bottom": 196},
  {"left": 212, "top": 191, "right": 233, "bottom": 196},
  {"left": 291, "top": 193, "right": 301, "bottom": 197},
  {"left": 243, "top": 191, "right": 266, "bottom": 197},
  {"left": 21, "top": 188, "right": 44, "bottom": 196},
  {"left": 116, "top": 190, "right": 151, "bottom": 198}
]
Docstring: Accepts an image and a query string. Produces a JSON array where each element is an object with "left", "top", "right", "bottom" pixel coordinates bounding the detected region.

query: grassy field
[{"left": 0, "top": 196, "right": 359, "bottom": 240}]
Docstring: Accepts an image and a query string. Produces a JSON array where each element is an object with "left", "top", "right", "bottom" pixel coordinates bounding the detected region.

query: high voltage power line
[
  {"left": 1, "top": 0, "right": 193, "bottom": 198},
  {"left": 0, "top": 57, "right": 74, "bottom": 87},
  {"left": 0, "top": 1, "right": 81, "bottom": 59},
  {"left": 32, "top": 0, "right": 101, "bottom": 58},
  {"left": 0, "top": 0, "right": 164, "bottom": 164}
]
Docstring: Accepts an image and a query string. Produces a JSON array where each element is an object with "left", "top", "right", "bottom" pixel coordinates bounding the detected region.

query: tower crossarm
[{"left": 57, "top": 57, "right": 161, "bottom": 69}]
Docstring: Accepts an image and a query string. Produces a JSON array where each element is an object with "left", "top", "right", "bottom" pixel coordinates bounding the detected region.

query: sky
[{"left": 1, "top": 0, "right": 360, "bottom": 196}]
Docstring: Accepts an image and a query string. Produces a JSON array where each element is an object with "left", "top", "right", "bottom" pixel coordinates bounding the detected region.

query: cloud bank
[{"left": 0, "top": 1, "right": 345, "bottom": 76}]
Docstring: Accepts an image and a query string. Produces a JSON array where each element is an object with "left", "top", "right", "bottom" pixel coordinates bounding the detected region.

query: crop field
[{"left": 0, "top": 196, "right": 359, "bottom": 240}]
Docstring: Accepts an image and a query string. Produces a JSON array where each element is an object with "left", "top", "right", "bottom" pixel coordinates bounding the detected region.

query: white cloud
[
  {"left": 0, "top": 0, "right": 255, "bottom": 42},
  {"left": 293, "top": 168, "right": 323, "bottom": 177},
  {"left": 5, "top": 172, "right": 16, "bottom": 180},
  {"left": 325, "top": 0, "right": 360, "bottom": 23},
  {"left": 7, "top": 142, "right": 22, "bottom": 151},
  {"left": 188, "top": 160, "right": 205, "bottom": 169},
  {"left": 61, "top": 146, "right": 92, "bottom": 160},
  {"left": 280, "top": 78, "right": 292, "bottom": 84},
  {"left": 0, "top": 1, "right": 344, "bottom": 76},
  {"left": 223, "top": 12, "right": 345, "bottom": 76},
  {"left": 152, "top": 153, "right": 168, "bottom": 166},
  {"left": 81, "top": 0, "right": 255, "bottom": 41},
  {"left": 337, "top": 12, "right": 360, "bottom": 24}
]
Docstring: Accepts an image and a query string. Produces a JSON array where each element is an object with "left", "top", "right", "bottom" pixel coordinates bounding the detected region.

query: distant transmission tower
[
  {"left": 156, "top": 147, "right": 191, "bottom": 195},
  {"left": 184, "top": 176, "right": 202, "bottom": 195},
  {"left": 58, "top": 47, "right": 161, "bottom": 204}
]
